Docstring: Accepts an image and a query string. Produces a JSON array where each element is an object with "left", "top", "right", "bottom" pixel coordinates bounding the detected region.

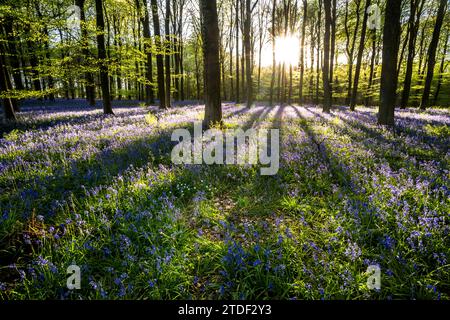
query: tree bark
[
  {"left": 150, "top": 0, "right": 166, "bottom": 109},
  {"left": 269, "top": 0, "right": 276, "bottom": 106},
  {"left": 164, "top": 0, "right": 172, "bottom": 107},
  {"left": 378, "top": 0, "right": 402, "bottom": 125},
  {"left": 77, "top": 0, "right": 96, "bottom": 105},
  {"left": 0, "top": 49, "right": 16, "bottom": 120},
  {"left": 236, "top": 0, "right": 240, "bottom": 103},
  {"left": 299, "top": 0, "right": 307, "bottom": 104},
  {"left": 400, "top": 0, "right": 424, "bottom": 109},
  {"left": 322, "top": 0, "right": 332, "bottom": 113},
  {"left": 4, "top": 20, "right": 23, "bottom": 111},
  {"left": 138, "top": 0, "right": 155, "bottom": 105},
  {"left": 350, "top": 0, "right": 371, "bottom": 111},
  {"left": 244, "top": 0, "right": 253, "bottom": 108},
  {"left": 329, "top": 0, "right": 336, "bottom": 92},
  {"left": 95, "top": 0, "right": 113, "bottom": 114},
  {"left": 420, "top": 0, "right": 447, "bottom": 110},
  {"left": 434, "top": 28, "right": 449, "bottom": 104},
  {"left": 200, "top": 0, "right": 222, "bottom": 127}
]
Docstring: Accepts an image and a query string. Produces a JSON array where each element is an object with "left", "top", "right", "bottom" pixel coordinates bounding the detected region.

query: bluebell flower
[
  {"left": 253, "top": 259, "right": 262, "bottom": 267},
  {"left": 90, "top": 281, "right": 98, "bottom": 290}
]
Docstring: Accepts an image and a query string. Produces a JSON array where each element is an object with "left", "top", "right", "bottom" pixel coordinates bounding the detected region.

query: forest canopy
[{"left": 0, "top": 0, "right": 449, "bottom": 121}]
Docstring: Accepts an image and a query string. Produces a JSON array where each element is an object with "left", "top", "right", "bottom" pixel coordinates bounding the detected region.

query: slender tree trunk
[
  {"left": 35, "top": 3, "right": 55, "bottom": 102},
  {"left": 200, "top": 0, "right": 222, "bottom": 127},
  {"left": 316, "top": 0, "right": 322, "bottom": 105},
  {"left": 434, "top": 28, "right": 449, "bottom": 104},
  {"left": 244, "top": 0, "right": 253, "bottom": 108},
  {"left": 180, "top": 33, "right": 185, "bottom": 101},
  {"left": 322, "top": 0, "right": 332, "bottom": 113},
  {"left": 269, "top": 0, "right": 276, "bottom": 106},
  {"left": 150, "top": 0, "right": 166, "bottom": 109},
  {"left": 77, "top": 0, "right": 96, "bottom": 106},
  {"left": 299, "top": 0, "right": 307, "bottom": 104},
  {"left": 139, "top": 0, "right": 155, "bottom": 105},
  {"left": 378, "top": 0, "right": 402, "bottom": 125},
  {"left": 113, "top": 16, "right": 123, "bottom": 101},
  {"left": 329, "top": 0, "right": 336, "bottom": 93},
  {"left": 310, "top": 18, "right": 315, "bottom": 102},
  {"left": 4, "top": 20, "right": 23, "bottom": 111},
  {"left": 350, "top": 0, "right": 370, "bottom": 111},
  {"left": 194, "top": 40, "right": 200, "bottom": 101},
  {"left": 257, "top": 6, "right": 264, "bottom": 96},
  {"left": 344, "top": 0, "right": 361, "bottom": 105},
  {"left": 95, "top": 0, "right": 113, "bottom": 114},
  {"left": 0, "top": 49, "right": 16, "bottom": 120},
  {"left": 236, "top": 0, "right": 240, "bottom": 103},
  {"left": 365, "top": 28, "right": 377, "bottom": 106},
  {"left": 420, "top": 0, "right": 447, "bottom": 110},
  {"left": 164, "top": 0, "right": 171, "bottom": 107},
  {"left": 400, "top": 0, "right": 424, "bottom": 109},
  {"left": 24, "top": 23, "right": 42, "bottom": 100},
  {"left": 229, "top": 4, "right": 235, "bottom": 101}
]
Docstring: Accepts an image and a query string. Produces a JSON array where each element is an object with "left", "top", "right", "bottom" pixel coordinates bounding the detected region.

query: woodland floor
[{"left": 0, "top": 100, "right": 449, "bottom": 299}]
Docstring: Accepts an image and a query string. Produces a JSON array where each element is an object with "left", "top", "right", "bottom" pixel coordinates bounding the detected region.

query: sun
[{"left": 275, "top": 35, "right": 300, "bottom": 66}]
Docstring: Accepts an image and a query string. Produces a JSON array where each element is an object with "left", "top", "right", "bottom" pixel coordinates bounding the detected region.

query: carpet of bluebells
[{"left": 0, "top": 100, "right": 449, "bottom": 300}]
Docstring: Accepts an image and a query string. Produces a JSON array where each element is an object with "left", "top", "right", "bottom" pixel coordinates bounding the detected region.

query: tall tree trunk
[
  {"left": 200, "top": 0, "right": 222, "bottom": 127},
  {"left": 378, "top": 0, "right": 402, "bottom": 125},
  {"left": 329, "top": 0, "right": 336, "bottom": 93},
  {"left": 150, "top": 0, "right": 166, "bottom": 109},
  {"left": 322, "top": 0, "right": 332, "bottom": 113},
  {"left": 257, "top": 4, "right": 264, "bottom": 96},
  {"left": 236, "top": 0, "right": 240, "bottom": 103},
  {"left": 77, "top": 0, "right": 96, "bottom": 106},
  {"left": 138, "top": 0, "right": 155, "bottom": 105},
  {"left": 24, "top": 23, "right": 42, "bottom": 100},
  {"left": 0, "top": 49, "right": 16, "bottom": 120},
  {"left": 194, "top": 40, "right": 200, "bottom": 101},
  {"left": 95, "top": 0, "right": 113, "bottom": 114},
  {"left": 4, "top": 20, "right": 23, "bottom": 111},
  {"left": 299, "top": 0, "right": 307, "bottom": 104},
  {"left": 434, "top": 28, "right": 449, "bottom": 104},
  {"left": 344, "top": 0, "right": 361, "bottom": 105},
  {"left": 420, "top": 0, "right": 447, "bottom": 110},
  {"left": 350, "top": 0, "right": 371, "bottom": 111},
  {"left": 244, "top": 0, "right": 253, "bottom": 108},
  {"left": 310, "top": 18, "right": 315, "bottom": 102},
  {"left": 113, "top": 16, "right": 123, "bottom": 101},
  {"left": 35, "top": 3, "right": 55, "bottom": 102},
  {"left": 365, "top": 28, "right": 377, "bottom": 106},
  {"left": 269, "top": 0, "right": 276, "bottom": 106},
  {"left": 400, "top": 0, "right": 424, "bottom": 109},
  {"left": 180, "top": 33, "right": 185, "bottom": 101},
  {"left": 229, "top": 4, "right": 235, "bottom": 101},
  {"left": 316, "top": 0, "right": 322, "bottom": 105},
  {"left": 164, "top": 0, "right": 171, "bottom": 107}
]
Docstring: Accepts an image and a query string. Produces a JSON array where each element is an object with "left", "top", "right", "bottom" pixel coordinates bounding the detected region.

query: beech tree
[
  {"left": 200, "top": 0, "right": 222, "bottom": 127},
  {"left": 378, "top": 0, "right": 402, "bottom": 125}
]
